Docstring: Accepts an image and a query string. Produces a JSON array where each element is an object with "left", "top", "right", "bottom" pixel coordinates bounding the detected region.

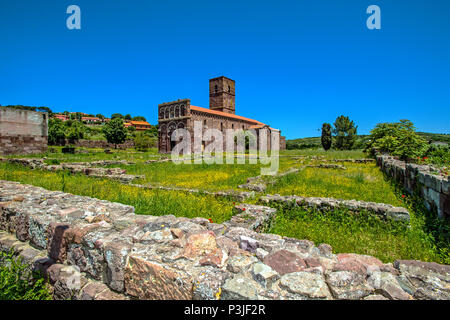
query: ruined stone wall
[
  {"left": 72, "top": 139, "right": 135, "bottom": 149},
  {"left": 0, "top": 180, "right": 448, "bottom": 300},
  {"left": 0, "top": 108, "right": 48, "bottom": 155},
  {"left": 376, "top": 155, "right": 449, "bottom": 219}
]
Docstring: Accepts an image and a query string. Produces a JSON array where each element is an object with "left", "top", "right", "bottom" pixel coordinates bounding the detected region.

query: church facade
[{"left": 157, "top": 76, "right": 286, "bottom": 153}]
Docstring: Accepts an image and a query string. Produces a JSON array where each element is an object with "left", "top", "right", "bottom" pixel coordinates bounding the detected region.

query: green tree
[
  {"left": 332, "top": 115, "right": 357, "bottom": 150},
  {"left": 366, "top": 119, "right": 428, "bottom": 161},
  {"left": 124, "top": 114, "right": 132, "bottom": 120},
  {"left": 102, "top": 117, "right": 127, "bottom": 148},
  {"left": 48, "top": 118, "right": 66, "bottom": 145},
  {"left": 111, "top": 113, "right": 124, "bottom": 120},
  {"left": 66, "top": 121, "right": 85, "bottom": 144},
  {"left": 133, "top": 116, "right": 146, "bottom": 122},
  {"left": 321, "top": 123, "right": 332, "bottom": 151},
  {"left": 96, "top": 114, "right": 105, "bottom": 120}
]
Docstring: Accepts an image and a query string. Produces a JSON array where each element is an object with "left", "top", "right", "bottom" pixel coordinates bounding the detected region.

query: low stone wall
[
  {"left": 260, "top": 194, "right": 410, "bottom": 223},
  {"left": 71, "top": 139, "right": 135, "bottom": 149},
  {"left": 1, "top": 180, "right": 449, "bottom": 300},
  {"left": 0, "top": 158, "right": 143, "bottom": 183},
  {"left": 376, "top": 155, "right": 449, "bottom": 219}
]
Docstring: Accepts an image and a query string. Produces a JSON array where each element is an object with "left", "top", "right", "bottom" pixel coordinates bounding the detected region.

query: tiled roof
[
  {"left": 130, "top": 121, "right": 151, "bottom": 126},
  {"left": 190, "top": 105, "right": 265, "bottom": 125}
]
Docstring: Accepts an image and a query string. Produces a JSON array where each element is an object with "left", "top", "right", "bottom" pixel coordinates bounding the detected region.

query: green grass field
[{"left": 0, "top": 148, "right": 448, "bottom": 264}]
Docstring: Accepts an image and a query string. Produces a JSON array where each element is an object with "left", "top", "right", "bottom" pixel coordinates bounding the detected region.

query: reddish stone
[
  {"left": 304, "top": 257, "right": 322, "bottom": 268},
  {"left": 263, "top": 250, "right": 307, "bottom": 276},
  {"left": 14, "top": 213, "right": 29, "bottom": 241},
  {"left": 170, "top": 228, "right": 184, "bottom": 239},
  {"left": 199, "top": 248, "right": 226, "bottom": 268},
  {"left": 333, "top": 253, "right": 383, "bottom": 275},
  {"left": 124, "top": 255, "right": 193, "bottom": 299},
  {"left": 47, "top": 223, "right": 71, "bottom": 262},
  {"left": 183, "top": 231, "right": 218, "bottom": 259},
  {"left": 79, "top": 282, "right": 109, "bottom": 300}
]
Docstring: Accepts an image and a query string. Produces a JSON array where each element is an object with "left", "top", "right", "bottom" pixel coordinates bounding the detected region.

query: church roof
[{"left": 190, "top": 105, "right": 266, "bottom": 126}]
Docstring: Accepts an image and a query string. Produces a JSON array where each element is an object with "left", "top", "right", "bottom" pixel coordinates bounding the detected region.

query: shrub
[
  {"left": 0, "top": 250, "right": 52, "bottom": 300},
  {"left": 134, "top": 132, "right": 152, "bottom": 152},
  {"left": 366, "top": 120, "right": 428, "bottom": 161},
  {"left": 66, "top": 121, "right": 85, "bottom": 144},
  {"left": 48, "top": 118, "right": 66, "bottom": 146}
]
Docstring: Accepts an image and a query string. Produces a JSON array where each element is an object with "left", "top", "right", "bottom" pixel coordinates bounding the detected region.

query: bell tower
[{"left": 209, "top": 76, "right": 235, "bottom": 114}]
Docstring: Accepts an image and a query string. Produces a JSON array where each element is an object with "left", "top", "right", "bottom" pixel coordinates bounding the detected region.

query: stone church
[{"left": 158, "top": 76, "right": 286, "bottom": 153}]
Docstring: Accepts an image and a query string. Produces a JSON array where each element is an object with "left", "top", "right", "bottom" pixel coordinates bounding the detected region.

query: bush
[
  {"left": 48, "top": 118, "right": 66, "bottom": 146},
  {"left": 134, "top": 132, "right": 152, "bottom": 152},
  {"left": 66, "top": 121, "right": 85, "bottom": 144},
  {"left": 366, "top": 120, "right": 428, "bottom": 161},
  {"left": 0, "top": 250, "right": 52, "bottom": 300},
  {"left": 422, "top": 145, "right": 450, "bottom": 166}
]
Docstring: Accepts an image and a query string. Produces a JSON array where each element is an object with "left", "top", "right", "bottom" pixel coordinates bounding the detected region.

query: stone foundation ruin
[{"left": 0, "top": 180, "right": 448, "bottom": 300}]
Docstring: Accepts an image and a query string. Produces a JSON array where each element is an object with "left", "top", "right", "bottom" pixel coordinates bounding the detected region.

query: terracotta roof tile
[{"left": 190, "top": 105, "right": 265, "bottom": 125}]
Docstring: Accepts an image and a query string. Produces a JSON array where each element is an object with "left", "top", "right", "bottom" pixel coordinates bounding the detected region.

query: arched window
[
  {"left": 170, "top": 106, "right": 174, "bottom": 119},
  {"left": 228, "top": 85, "right": 231, "bottom": 93},
  {"left": 204, "top": 119, "right": 207, "bottom": 126},
  {"left": 181, "top": 105, "right": 185, "bottom": 116},
  {"left": 214, "top": 85, "right": 218, "bottom": 93},
  {"left": 175, "top": 105, "right": 180, "bottom": 117},
  {"left": 165, "top": 108, "right": 169, "bottom": 119},
  {"left": 220, "top": 122, "right": 223, "bottom": 131}
]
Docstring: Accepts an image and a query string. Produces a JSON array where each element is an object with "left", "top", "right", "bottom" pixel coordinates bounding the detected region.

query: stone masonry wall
[
  {"left": 0, "top": 108, "right": 48, "bottom": 155},
  {"left": 376, "top": 155, "right": 449, "bottom": 219},
  {"left": 0, "top": 180, "right": 449, "bottom": 300}
]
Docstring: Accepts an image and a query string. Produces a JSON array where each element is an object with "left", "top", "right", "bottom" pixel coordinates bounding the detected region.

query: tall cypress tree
[{"left": 321, "top": 123, "right": 332, "bottom": 151}]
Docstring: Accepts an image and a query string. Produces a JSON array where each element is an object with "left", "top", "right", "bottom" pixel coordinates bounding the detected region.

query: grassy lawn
[
  {"left": 265, "top": 163, "right": 402, "bottom": 206},
  {"left": 269, "top": 201, "right": 448, "bottom": 264}
]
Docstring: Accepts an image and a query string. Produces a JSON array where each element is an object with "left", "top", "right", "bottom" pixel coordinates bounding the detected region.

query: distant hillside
[{"left": 287, "top": 133, "right": 449, "bottom": 149}]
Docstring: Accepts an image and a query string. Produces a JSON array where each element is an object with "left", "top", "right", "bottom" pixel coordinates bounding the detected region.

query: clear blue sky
[{"left": 1, "top": 0, "right": 449, "bottom": 139}]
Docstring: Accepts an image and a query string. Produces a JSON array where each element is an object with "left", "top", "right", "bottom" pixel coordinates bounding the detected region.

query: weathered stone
[
  {"left": 193, "top": 268, "right": 229, "bottom": 300},
  {"left": 183, "top": 231, "right": 218, "bottom": 259},
  {"left": 222, "top": 274, "right": 261, "bottom": 300},
  {"left": 239, "top": 235, "right": 258, "bottom": 253},
  {"left": 124, "top": 255, "right": 193, "bottom": 299},
  {"left": 104, "top": 241, "right": 132, "bottom": 292},
  {"left": 227, "top": 254, "right": 258, "bottom": 273},
  {"left": 263, "top": 250, "right": 307, "bottom": 276},
  {"left": 256, "top": 248, "right": 269, "bottom": 260},
  {"left": 326, "top": 271, "right": 374, "bottom": 300},
  {"left": 333, "top": 253, "right": 383, "bottom": 275},
  {"left": 279, "top": 271, "right": 331, "bottom": 299},
  {"left": 367, "top": 271, "right": 413, "bottom": 300},
  {"left": 79, "top": 282, "right": 109, "bottom": 300},
  {"left": 47, "top": 222, "right": 71, "bottom": 262},
  {"left": 251, "top": 262, "right": 280, "bottom": 289}
]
